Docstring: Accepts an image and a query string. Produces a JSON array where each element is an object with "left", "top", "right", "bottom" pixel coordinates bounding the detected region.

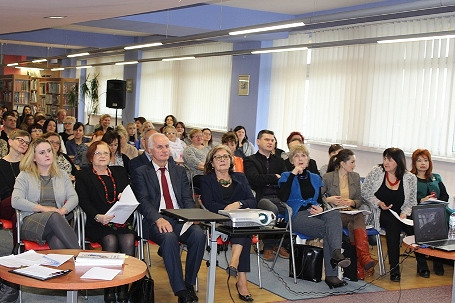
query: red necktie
[{"left": 159, "top": 167, "right": 174, "bottom": 209}]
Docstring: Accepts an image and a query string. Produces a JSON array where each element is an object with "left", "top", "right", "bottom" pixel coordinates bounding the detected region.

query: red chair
[{"left": 15, "top": 210, "right": 50, "bottom": 252}]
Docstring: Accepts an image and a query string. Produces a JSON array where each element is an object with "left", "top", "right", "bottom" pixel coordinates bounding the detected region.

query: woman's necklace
[
  {"left": 386, "top": 172, "right": 400, "bottom": 186},
  {"left": 218, "top": 177, "right": 232, "bottom": 186},
  {"left": 93, "top": 167, "right": 117, "bottom": 204}
]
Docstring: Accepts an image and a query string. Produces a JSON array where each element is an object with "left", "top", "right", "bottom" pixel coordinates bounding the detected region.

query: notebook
[{"left": 412, "top": 204, "right": 455, "bottom": 251}]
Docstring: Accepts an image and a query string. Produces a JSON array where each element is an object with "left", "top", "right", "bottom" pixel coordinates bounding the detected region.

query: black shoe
[
  {"left": 418, "top": 268, "right": 430, "bottom": 278},
  {"left": 434, "top": 261, "right": 444, "bottom": 276},
  {"left": 104, "top": 288, "right": 116, "bottom": 303},
  {"left": 330, "top": 249, "right": 351, "bottom": 268},
  {"left": 116, "top": 285, "right": 128, "bottom": 303},
  {"left": 325, "top": 276, "right": 348, "bottom": 289},
  {"left": 226, "top": 266, "right": 238, "bottom": 277},
  {"left": 390, "top": 272, "right": 401, "bottom": 282},
  {"left": 236, "top": 283, "right": 253, "bottom": 302},
  {"left": 177, "top": 292, "right": 193, "bottom": 303},
  {"left": 186, "top": 285, "right": 198, "bottom": 302}
]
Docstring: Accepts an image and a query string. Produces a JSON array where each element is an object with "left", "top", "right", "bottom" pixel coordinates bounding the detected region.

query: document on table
[
  {"left": 105, "top": 185, "right": 139, "bottom": 224},
  {"left": 41, "top": 254, "right": 74, "bottom": 267},
  {"left": 308, "top": 206, "right": 346, "bottom": 217},
  {"left": 389, "top": 209, "right": 413, "bottom": 226},
  {"left": 80, "top": 267, "right": 121, "bottom": 280},
  {"left": 0, "top": 250, "right": 44, "bottom": 268}
]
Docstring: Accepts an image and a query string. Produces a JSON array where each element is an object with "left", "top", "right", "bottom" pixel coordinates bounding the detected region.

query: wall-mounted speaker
[{"left": 106, "top": 80, "right": 126, "bottom": 109}]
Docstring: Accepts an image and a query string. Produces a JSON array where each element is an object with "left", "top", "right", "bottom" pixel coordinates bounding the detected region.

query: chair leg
[
  {"left": 256, "top": 240, "right": 262, "bottom": 289},
  {"left": 270, "top": 236, "right": 284, "bottom": 271},
  {"left": 376, "top": 234, "right": 386, "bottom": 276}
]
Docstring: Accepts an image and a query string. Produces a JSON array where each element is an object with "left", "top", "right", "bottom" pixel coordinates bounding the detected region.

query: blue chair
[{"left": 342, "top": 227, "right": 386, "bottom": 276}]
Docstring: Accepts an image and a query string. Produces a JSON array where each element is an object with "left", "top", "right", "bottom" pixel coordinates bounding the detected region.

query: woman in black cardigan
[{"left": 200, "top": 145, "right": 256, "bottom": 302}]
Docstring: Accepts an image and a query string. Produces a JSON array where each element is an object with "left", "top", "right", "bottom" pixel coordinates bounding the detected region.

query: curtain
[
  {"left": 140, "top": 42, "right": 233, "bottom": 130},
  {"left": 268, "top": 16, "right": 455, "bottom": 157}
]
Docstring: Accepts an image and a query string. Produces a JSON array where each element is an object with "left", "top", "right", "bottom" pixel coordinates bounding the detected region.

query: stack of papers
[
  {"left": 75, "top": 252, "right": 125, "bottom": 267},
  {"left": 0, "top": 250, "right": 73, "bottom": 268}
]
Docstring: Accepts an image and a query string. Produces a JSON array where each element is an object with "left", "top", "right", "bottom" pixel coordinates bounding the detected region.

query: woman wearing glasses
[
  {"left": 164, "top": 125, "right": 186, "bottom": 163},
  {"left": 0, "top": 130, "right": 31, "bottom": 243},
  {"left": 200, "top": 145, "right": 257, "bottom": 302},
  {"left": 12, "top": 138, "right": 80, "bottom": 249},
  {"left": 75, "top": 141, "right": 133, "bottom": 303},
  {"left": 42, "top": 132, "right": 77, "bottom": 179}
]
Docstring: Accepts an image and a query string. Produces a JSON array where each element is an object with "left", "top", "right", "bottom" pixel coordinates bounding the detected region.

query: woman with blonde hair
[
  {"left": 115, "top": 125, "right": 139, "bottom": 160},
  {"left": 164, "top": 125, "right": 186, "bottom": 163},
  {"left": 126, "top": 122, "right": 140, "bottom": 149},
  {"left": 12, "top": 138, "right": 79, "bottom": 249}
]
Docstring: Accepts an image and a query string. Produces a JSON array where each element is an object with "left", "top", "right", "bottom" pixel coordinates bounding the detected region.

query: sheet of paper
[
  {"left": 0, "top": 250, "right": 45, "bottom": 268},
  {"left": 41, "top": 254, "right": 74, "bottom": 267},
  {"left": 180, "top": 221, "right": 193, "bottom": 236},
  {"left": 105, "top": 185, "right": 139, "bottom": 224},
  {"left": 308, "top": 206, "right": 346, "bottom": 217},
  {"left": 13, "top": 264, "right": 68, "bottom": 280},
  {"left": 80, "top": 267, "right": 121, "bottom": 280},
  {"left": 389, "top": 209, "right": 413, "bottom": 226},
  {"left": 339, "top": 210, "right": 371, "bottom": 215},
  {"left": 422, "top": 198, "right": 449, "bottom": 205}
]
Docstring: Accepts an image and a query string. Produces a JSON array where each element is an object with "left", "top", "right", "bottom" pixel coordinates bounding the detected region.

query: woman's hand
[
  {"left": 95, "top": 214, "right": 115, "bottom": 225},
  {"left": 378, "top": 201, "right": 392, "bottom": 210},
  {"left": 224, "top": 202, "right": 241, "bottom": 211},
  {"left": 36, "top": 205, "right": 60, "bottom": 213},
  {"left": 342, "top": 199, "right": 355, "bottom": 207},
  {"left": 420, "top": 194, "right": 433, "bottom": 203},
  {"left": 309, "top": 204, "right": 323, "bottom": 215},
  {"left": 291, "top": 165, "right": 305, "bottom": 175},
  {"left": 56, "top": 207, "right": 68, "bottom": 216},
  {"left": 326, "top": 195, "right": 342, "bottom": 205},
  {"left": 399, "top": 213, "right": 407, "bottom": 219}
]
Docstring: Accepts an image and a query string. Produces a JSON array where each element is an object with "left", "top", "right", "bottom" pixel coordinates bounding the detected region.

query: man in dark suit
[{"left": 131, "top": 133, "right": 205, "bottom": 303}]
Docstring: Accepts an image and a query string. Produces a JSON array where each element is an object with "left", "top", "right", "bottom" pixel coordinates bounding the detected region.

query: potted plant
[
  {"left": 80, "top": 73, "right": 100, "bottom": 132},
  {"left": 66, "top": 84, "right": 78, "bottom": 107}
]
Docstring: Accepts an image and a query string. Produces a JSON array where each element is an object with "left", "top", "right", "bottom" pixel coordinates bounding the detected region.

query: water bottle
[{"left": 448, "top": 210, "right": 455, "bottom": 240}]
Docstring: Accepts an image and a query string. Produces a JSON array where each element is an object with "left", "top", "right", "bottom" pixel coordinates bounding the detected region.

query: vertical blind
[
  {"left": 268, "top": 16, "right": 455, "bottom": 157},
  {"left": 140, "top": 42, "right": 233, "bottom": 130}
]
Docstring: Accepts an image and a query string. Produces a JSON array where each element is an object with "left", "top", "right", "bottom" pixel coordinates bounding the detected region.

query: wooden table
[
  {"left": 403, "top": 236, "right": 455, "bottom": 299},
  {"left": 0, "top": 249, "right": 146, "bottom": 303}
]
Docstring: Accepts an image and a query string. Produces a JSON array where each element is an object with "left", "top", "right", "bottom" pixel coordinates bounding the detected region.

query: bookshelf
[{"left": 0, "top": 75, "right": 78, "bottom": 119}]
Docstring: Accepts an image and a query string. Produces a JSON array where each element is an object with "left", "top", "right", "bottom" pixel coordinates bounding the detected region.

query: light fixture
[
  {"left": 377, "top": 34, "right": 455, "bottom": 44},
  {"left": 162, "top": 56, "right": 196, "bottom": 62},
  {"left": 32, "top": 59, "right": 47, "bottom": 63},
  {"left": 76, "top": 65, "right": 92, "bottom": 69},
  {"left": 7, "top": 63, "right": 18, "bottom": 66},
  {"left": 44, "top": 16, "right": 66, "bottom": 19},
  {"left": 15, "top": 67, "right": 44, "bottom": 71},
  {"left": 67, "top": 52, "right": 90, "bottom": 58},
  {"left": 51, "top": 67, "right": 65, "bottom": 71},
  {"left": 115, "top": 61, "right": 139, "bottom": 65},
  {"left": 251, "top": 46, "right": 308, "bottom": 54},
  {"left": 124, "top": 42, "right": 163, "bottom": 50},
  {"left": 229, "top": 22, "right": 304, "bottom": 36}
]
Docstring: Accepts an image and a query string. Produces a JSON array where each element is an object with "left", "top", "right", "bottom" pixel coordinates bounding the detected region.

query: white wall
[{"left": 307, "top": 142, "right": 455, "bottom": 209}]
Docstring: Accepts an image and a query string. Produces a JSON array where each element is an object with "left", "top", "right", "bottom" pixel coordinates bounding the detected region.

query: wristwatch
[{"left": 238, "top": 201, "right": 243, "bottom": 208}]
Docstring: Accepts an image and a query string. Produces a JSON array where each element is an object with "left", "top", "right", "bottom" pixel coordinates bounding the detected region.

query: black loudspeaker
[{"left": 106, "top": 80, "right": 126, "bottom": 109}]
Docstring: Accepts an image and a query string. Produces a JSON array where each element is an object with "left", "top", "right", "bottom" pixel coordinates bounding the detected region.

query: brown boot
[
  {"left": 357, "top": 257, "right": 365, "bottom": 280},
  {"left": 354, "top": 229, "right": 376, "bottom": 271}
]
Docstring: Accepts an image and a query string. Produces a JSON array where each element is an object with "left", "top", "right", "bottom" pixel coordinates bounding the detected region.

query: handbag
[
  {"left": 289, "top": 244, "right": 323, "bottom": 282},
  {"left": 129, "top": 262, "right": 154, "bottom": 303},
  {"left": 0, "top": 279, "right": 19, "bottom": 303}
]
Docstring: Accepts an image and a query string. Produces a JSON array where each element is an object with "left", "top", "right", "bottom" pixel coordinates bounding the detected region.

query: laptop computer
[{"left": 412, "top": 204, "right": 455, "bottom": 251}]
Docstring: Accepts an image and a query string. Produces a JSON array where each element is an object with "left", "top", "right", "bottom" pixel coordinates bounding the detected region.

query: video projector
[{"left": 218, "top": 209, "right": 276, "bottom": 228}]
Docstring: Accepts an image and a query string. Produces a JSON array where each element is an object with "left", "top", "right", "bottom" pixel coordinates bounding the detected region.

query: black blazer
[
  {"left": 200, "top": 172, "right": 257, "bottom": 212},
  {"left": 131, "top": 160, "right": 193, "bottom": 234}
]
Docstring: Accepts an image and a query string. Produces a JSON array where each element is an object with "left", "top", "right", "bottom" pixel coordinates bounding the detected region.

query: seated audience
[
  {"left": 164, "top": 125, "right": 186, "bottom": 163},
  {"left": 234, "top": 126, "right": 255, "bottom": 158},
  {"left": 131, "top": 133, "right": 205, "bottom": 303},
  {"left": 12, "top": 138, "right": 80, "bottom": 249},
  {"left": 43, "top": 118, "right": 57, "bottom": 134},
  {"left": 134, "top": 116, "right": 146, "bottom": 139},
  {"left": 34, "top": 114, "right": 46, "bottom": 126},
  {"left": 160, "top": 114, "right": 177, "bottom": 133},
  {"left": 102, "top": 131, "right": 130, "bottom": 175},
  {"left": 115, "top": 125, "right": 139, "bottom": 160},
  {"left": 322, "top": 149, "right": 376, "bottom": 279},
  {"left": 19, "top": 114, "right": 34, "bottom": 131},
  {"left": 66, "top": 122, "right": 90, "bottom": 167},
  {"left": 175, "top": 122, "right": 189, "bottom": 145},
  {"left": 126, "top": 122, "right": 140, "bottom": 149},
  {"left": 95, "top": 114, "right": 113, "bottom": 133},
  {"left": 221, "top": 131, "right": 244, "bottom": 172},
  {"left": 272, "top": 136, "right": 286, "bottom": 158},
  {"left": 130, "top": 128, "right": 158, "bottom": 172},
  {"left": 1, "top": 111, "right": 18, "bottom": 144},
  {"left": 55, "top": 109, "right": 67, "bottom": 133},
  {"left": 283, "top": 131, "right": 319, "bottom": 174},
  {"left": 319, "top": 144, "right": 344, "bottom": 176},
  {"left": 202, "top": 128, "right": 214, "bottom": 148},
  {"left": 278, "top": 144, "right": 350, "bottom": 289},
  {"left": 76, "top": 141, "right": 133, "bottom": 303},
  {"left": 42, "top": 132, "right": 77, "bottom": 179},
  {"left": 59, "top": 116, "right": 76, "bottom": 143},
  {"left": 410, "top": 148, "right": 449, "bottom": 276},
  {"left": 27, "top": 123, "right": 43, "bottom": 140},
  {"left": 18, "top": 106, "right": 32, "bottom": 126},
  {"left": 200, "top": 145, "right": 256, "bottom": 302},
  {"left": 183, "top": 128, "right": 211, "bottom": 189},
  {"left": 361, "top": 148, "right": 421, "bottom": 282}
]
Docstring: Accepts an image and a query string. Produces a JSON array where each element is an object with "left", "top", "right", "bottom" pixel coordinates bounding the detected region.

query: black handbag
[
  {"left": 289, "top": 244, "right": 323, "bottom": 282},
  {"left": 129, "top": 263, "right": 154, "bottom": 303},
  {"left": 0, "top": 279, "right": 19, "bottom": 303},
  {"left": 341, "top": 235, "right": 358, "bottom": 281}
]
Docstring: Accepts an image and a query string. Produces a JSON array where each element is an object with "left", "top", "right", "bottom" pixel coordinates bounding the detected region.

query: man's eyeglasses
[
  {"left": 15, "top": 138, "right": 30, "bottom": 146},
  {"left": 94, "top": 151, "right": 110, "bottom": 157},
  {"left": 213, "top": 154, "right": 230, "bottom": 161}
]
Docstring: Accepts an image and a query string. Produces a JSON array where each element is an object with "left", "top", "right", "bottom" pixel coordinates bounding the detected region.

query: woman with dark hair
[
  {"left": 12, "top": 138, "right": 80, "bottom": 249},
  {"left": 43, "top": 118, "right": 57, "bottom": 134},
  {"left": 200, "top": 145, "right": 256, "bottom": 301},
  {"left": 233, "top": 126, "right": 255, "bottom": 158},
  {"left": 278, "top": 144, "right": 350, "bottom": 289},
  {"left": 28, "top": 123, "right": 43, "bottom": 140},
  {"left": 361, "top": 147, "right": 420, "bottom": 282},
  {"left": 19, "top": 106, "right": 32, "bottom": 125},
  {"left": 283, "top": 131, "right": 319, "bottom": 174},
  {"left": 176, "top": 121, "right": 189, "bottom": 145},
  {"left": 65, "top": 122, "right": 90, "bottom": 167},
  {"left": 319, "top": 144, "right": 344, "bottom": 176},
  {"left": 19, "top": 114, "right": 34, "bottom": 131},
  {"left": 323, "top": 149, "right": 376, "bottom": 279},
  {"left": 160, "top": 115, "right": 177, "bottom": 133},
  {"left": 411, "top": 148, "right": 449, "bottom": 276},
  {"left": 101, "top": 130, "right": 130, "bottom": 175},
  {"left": 75, "top": 141, "right": 133, "bottom": 303},
  {"left": 201, "top": 128, "right": 214, "bottom": 148}
]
